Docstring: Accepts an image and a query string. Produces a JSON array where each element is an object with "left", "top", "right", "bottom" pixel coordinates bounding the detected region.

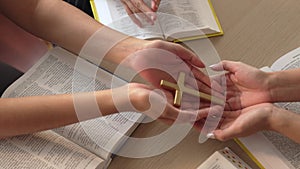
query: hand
[
  {"left": 114, "top": 83, "right": 205, "bottom": 123},
  {"left": 105, "top": 37, "right": 223, "bottom": 108},
  {"left": 120, "top": 0, "right": 161, "bottom": 27},
  {"left": 211, "top": 103, "right": 274, "bottom": 141},
  {"left": 126, "top": 40, "right": 222, "bottom": 107},
  {"left": 210, "top": 60, "right": 272, "bottom": 110}
]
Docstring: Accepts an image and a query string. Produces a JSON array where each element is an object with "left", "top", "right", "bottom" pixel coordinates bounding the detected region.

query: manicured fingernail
[
  {"left": 207, "top": 133, "right": 215, "bottom": 139},
  {"left": 209, "top": 64, "right": 218, "bottom": 69},
  {"left": 151, "top": 15, "right": 156, "bottom": 21}
]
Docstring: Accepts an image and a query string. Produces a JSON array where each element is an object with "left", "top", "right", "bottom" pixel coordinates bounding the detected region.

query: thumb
[
  {"left": 209, "top": 60, "right": 241, "bottom": 73},
  {"left": 212, "top": 126, "right": 241, "bottom": 141}
]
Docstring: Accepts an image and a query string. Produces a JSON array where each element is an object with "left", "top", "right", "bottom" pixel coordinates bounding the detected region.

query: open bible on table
[
  {"left": 236, "top": 47, "right": 300, "bottom": 169},
  {"left": 1, "top": 47, "right": 145, "bottom": 169},
  {"left": 90, "top": 0, "right": 223, "bottom": 42}
]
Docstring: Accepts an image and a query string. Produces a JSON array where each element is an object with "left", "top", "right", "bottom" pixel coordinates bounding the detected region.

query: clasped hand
[{"left": 115, "top": 40, "right": 221, "bottom": 125}]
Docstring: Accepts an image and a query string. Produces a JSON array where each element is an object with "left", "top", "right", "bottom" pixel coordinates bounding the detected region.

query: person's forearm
[
  {"left": 0, "top": 94, "right": 78, "bottom": 138},
  {"left": 268, "top": 68, "right": 300, "bottom": 102},
  {"left": 0, "top": 0, "right": 146, "bottom": 65},
  {"left": 269, "top": 106, "right": 300, "bottom": 143},
  {"left": 0, "top": 90, "right": 118, "bottom": 138},
  {"left": 0, "top": 0, "right": 101, "bottom": 54}
]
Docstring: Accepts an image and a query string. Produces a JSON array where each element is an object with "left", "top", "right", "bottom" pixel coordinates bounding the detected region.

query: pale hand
[
  {"left": 126, "top": 40, "right": 218, "bottom": 106},
  {"left": 210, "top": 60, "right": 272, "bottom": 110},
  {"left": 120, "top": 0, "right": 161, "bottom": 27},
  {"left": 115, "top": 83, "right": 204, "bottom": 123},
  {"left": 212, "top": 103, "right": 274, "bottom": 141}
]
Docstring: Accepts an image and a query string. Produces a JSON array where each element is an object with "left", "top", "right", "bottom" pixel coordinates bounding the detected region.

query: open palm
[
  {"left": 211, "top": 61, "right": 272, "bottom": 110},
  {"left": 213, "top": 103, "right": 274, "bottom": 141}
]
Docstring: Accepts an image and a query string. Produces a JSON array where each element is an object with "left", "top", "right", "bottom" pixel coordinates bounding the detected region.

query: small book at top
[{"left": 90, "top": 0, "right": 223, "bottom": 42}]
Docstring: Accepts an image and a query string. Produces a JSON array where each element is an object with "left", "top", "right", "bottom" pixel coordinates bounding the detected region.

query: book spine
[
  {"left": 234, "top": 138, "right": 265, "bottom": 169},
  {"left": 89, "top": 0, "right": 100, "bottom": 21}
]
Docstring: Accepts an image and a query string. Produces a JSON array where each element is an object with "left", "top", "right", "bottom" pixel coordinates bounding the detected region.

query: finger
[
  {"left": 219, "top": 118, "right": 235, "bottom": 129},
  {"left": 210, "top": 60, "right": 242, "bottom": 73},
  {"left": 182, "top": 81, "right": 225, "bottom": 107},
  {"left": 197, "top": 105, "right": 223, "bottom": 119},
  {"left": 151, "top": 0, "right": 160, "bottom": 11},
  {"left": 226, "top": 96, "right": 243, "bottom": 111},
  {"left": 122, "top": 2, "right": 143, "bottom": 27},
  {"left": 193, "top": 119, "right": 206, "bottom": 132},
  {"left": 185, "top": 75, "right": 211, "bottom": 95},
  {"left": 195, "top": 108, "right": 210, "bottom": 119},
  {"left": 177, "top": 109, "right": 200, "bottom": 122},
  {"left": 135, "top": 9, "right": 155, "bottom": 25},
  {"left": 171, "top": 43, "right": 205, "bottom": 68},
  {"left": 222, "top": 110, "right": 241, "bottom": 118},
  {"left": 181, "top": 96, "right": 211, "bottom": 109},
  {"left": 122, "top": 0, "right": 153, "bottom": 25},
  {"left": 213, "top": 127, "right": 241, "bottom": 141},
  {"left": 189, "top": 66, "right": 211, "bottom": 87},
  {"left": 183, "top": 66, "right": 211, "bottom": 91},
  {"left": 133, "top": 0, "right": 157, "bottom": 22},
  {"left": 210, "top": 74, "right": 227, "bottom": 90},
  {"left": 180, "top": 100, "right": 200, "bottom": 110}
]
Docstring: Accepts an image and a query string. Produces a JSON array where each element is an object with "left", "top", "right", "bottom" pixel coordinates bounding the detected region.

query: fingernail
[
  {"left": 207, "top": 132, "right": 215, "bottom": 139},
  {"left": 151, "top": 15, "right": 156, "bottom": 21},
  {"left": 209, "top": 64, "right": 218, "bottom": 69}
]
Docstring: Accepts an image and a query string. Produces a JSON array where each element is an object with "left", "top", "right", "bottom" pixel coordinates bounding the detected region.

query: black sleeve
[
  {"left": 64, "top": 0, "right": 94, "bottom": 18},
  {"left": 0, "top": 62, "right": 23, "bottom": 96}
]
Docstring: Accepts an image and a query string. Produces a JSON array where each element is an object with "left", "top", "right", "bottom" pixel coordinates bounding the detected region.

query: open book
[
  {"left": 90, "top": 0, "right": 223, "bottom": 42},
  {"left": 0, "top": 47, "right": 144, "bottom": 169},
  {"left": 235, "top": 47, "right": 300, "bottom": 169}
]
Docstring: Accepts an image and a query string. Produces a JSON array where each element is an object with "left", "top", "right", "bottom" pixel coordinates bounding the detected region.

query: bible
[
  {"left": 90, "top": 0, "right": 223, "bottom": 42},
  {"left": 236, "top": 47, "right": 300, "bottom": 169},
  {"left": 0, "top": 47, "right": 145, "bottom": 169}
]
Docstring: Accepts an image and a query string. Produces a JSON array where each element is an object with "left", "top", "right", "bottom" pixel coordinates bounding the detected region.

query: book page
[
  {"left": 270, "top": 47, "right": 300, "bottom": 71},
  {"left": 238, "top": 47, "right": 300, "bottom": 169},
  {"left": 53, "top": 111, "right": 143, "bottom": 160},
  {"left": 158, "top": 0, "right": 220, "bottom": 40},
  {"left": 197, "top": 147, "right": 252, "bottom": 169},
  {"left": 197, "top": 151, "right": 238, "bottom": 169},
  {"left": 267, "top": 47, "right": 300, "bottom": 168},
  {"left": 2, "top": 47, "right": 144, "bottom": 162},
  {"left": 93, "top": 0, "right": 164, "bottom": 40},
  {"left": 0, "top": 131, "right": 104, "bottom": 169}
]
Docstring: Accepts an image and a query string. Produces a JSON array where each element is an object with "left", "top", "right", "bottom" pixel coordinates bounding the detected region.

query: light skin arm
[
  {"left": 207, "top": 61, "right": 300, "bottom": 143},
  {"left": 0, "top": 83, "right": 204, "bottom": 138},
  {"left": 210, "top": 60, "right": 300, "bottom": 110},
  {"left": 0, "top": 0, "right": 147, "bottom": 61},
  {"left": 268, "top": 68, "right": 300, "bottom": 102},
  {"left": 0, "top": 0, "right": 119, "bottom": 138},
  {"left": 211, "top": 103, "right": 300, "bottom": 144},
  {"left": 0, "top": 0, "right": 208, "bottom": 85},
  {"left": 0, "top": 91, "right": 112, "bottom": 138},
  {"left": 0, "top": 0, "right": 208, "bottom": 138},
  {"left": 0, "top": 0, "right": 100, "bottom": 54}
]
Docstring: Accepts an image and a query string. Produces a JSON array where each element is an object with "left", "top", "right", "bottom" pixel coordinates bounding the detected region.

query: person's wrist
[
  {"left": 104, "top": 35, "right": 147, "bottom": 66},
  {"left": 127, "top": 83, "right": 150, "bottom": 112},
  {"left": 267, "top": 105, "right": 284, "bottom": 132},
  {"left": 266, "top": 72, "right": 279, "bottom": 102}
]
